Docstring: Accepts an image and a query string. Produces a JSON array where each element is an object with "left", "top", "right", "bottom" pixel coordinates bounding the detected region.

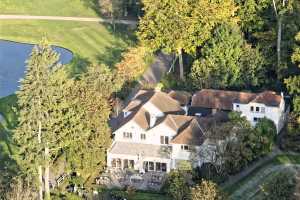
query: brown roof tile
[
  {"left": 168, "top": 90, "right": 191, "bottom": 106},
  {"left": 171, "top": 118, "right": 205, "bottom": 146},
  {"left": 192, "top": 89, "right": 282, "bottom": 110}
]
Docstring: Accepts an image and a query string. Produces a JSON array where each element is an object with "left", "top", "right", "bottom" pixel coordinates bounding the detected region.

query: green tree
[
  {"left": 14, "top": 42, "right": 61, "bottom": 199},
  {"left": 190, "top": 24, "right": 265, "bottom": 89},
  {"left": 221, "top": 113, "right": 275, "bottom": 174},
  {"left": 261, "top": 172, "right": 296, "bottom": 200},
  {"left": 191, "top": 180, "right": 225, "bottom": 200},
  {"left": 254, "top": 118, "right": 277, "bottom": 155},
  {"left": 138, "top": 0, "right": 238, "bottom": 80},
  {"left": 65, "top": 64, "right": 113, "bottom": 183},
  {"left": 99, "top": 0, "right": 123, "bottom": 31},
  {"left": 164, "top": 170, "right": 190, "bottom": 200},
  {"left": 285, "top": 31, "right": 300, "bottom": 116}
]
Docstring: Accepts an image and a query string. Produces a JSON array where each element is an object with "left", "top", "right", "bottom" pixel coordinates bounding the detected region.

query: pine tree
[{"left": 14, "top": 41, "right": 61, "bottom": 200}]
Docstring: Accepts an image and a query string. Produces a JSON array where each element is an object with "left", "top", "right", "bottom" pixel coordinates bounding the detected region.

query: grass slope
[
  {"left": 226, "top": 154, "right": 300, "bottom": 199},
  {"left": 0, "top": 0, "right": 99, "bottom": 17},
  {"left": 0, "top": 20, "right": 133, "bottom": 64}
]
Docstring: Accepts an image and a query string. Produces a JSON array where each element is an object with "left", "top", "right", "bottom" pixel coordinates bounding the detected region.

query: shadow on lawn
[
  {"left": 80, "top": 0, "right": 102, "bottom": 17},
  {"left": 96, "top": 23, "right": 137, "bottom": 68}
]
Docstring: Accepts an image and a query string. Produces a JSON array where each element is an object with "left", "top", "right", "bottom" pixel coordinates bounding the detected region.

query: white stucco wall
[{"left": 233, "top": 99, "right": 285, "bottom": 133}]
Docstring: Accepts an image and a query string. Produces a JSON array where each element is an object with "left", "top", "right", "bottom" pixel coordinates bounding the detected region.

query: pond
[{"left": 0, "top": 40, "right": 73, "bottom": 98}]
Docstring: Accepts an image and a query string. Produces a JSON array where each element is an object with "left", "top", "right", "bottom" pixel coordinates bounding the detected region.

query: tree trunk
[
  {"left": 38, "top": 166, "right": 43, "bottom": 200},
  {"left": 178, "top": 48, "right": 184, "bottom": 80},
  {"left": 277, "top": 16, "right": 282, "bottom": 77},
  {"left": 38, "top": 121, "right": 43, "bottom": 200},
  {"left": 44, "top": 147, "right": 50, "bottom": 200}
]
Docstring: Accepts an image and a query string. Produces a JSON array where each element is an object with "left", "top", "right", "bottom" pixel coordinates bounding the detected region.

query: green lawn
[
  {"left": 0, "top": 20, "right": 133, "bottom": 64},
  {"left": 225, "top": 154, "right": 300, "bottom": 199},
  {"left": 0, "top": 0, "right": 99, "bottom": 17}
]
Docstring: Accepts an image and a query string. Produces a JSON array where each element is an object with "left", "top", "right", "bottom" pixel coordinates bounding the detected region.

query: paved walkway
[{"left": 0, "top": 15, "right": 137, "bottom": 25}]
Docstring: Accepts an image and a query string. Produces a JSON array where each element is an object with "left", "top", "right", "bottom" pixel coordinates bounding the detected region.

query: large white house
[
  {"left": 107, "top": 90, "right": 207, "bottom": 173},
  {"left": 191, "top": 89, "right": 288, "bottom": 133}
]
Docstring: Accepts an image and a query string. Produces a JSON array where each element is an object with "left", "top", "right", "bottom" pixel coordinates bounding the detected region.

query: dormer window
[{"left": 123, "top": 111, "right": 132, "bottom": 118}]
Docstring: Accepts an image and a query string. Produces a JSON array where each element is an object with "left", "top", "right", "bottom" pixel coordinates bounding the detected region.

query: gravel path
[{"left": 0, "top": 15, "right": 137, "bottom": 25}]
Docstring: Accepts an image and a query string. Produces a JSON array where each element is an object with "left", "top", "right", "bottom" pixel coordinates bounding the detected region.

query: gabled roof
[
  {"left": 124, "top": 90, "right": 183, "bottom": 114},
  {"left": 170, "top": 117, "right": 205, "bottom": 146},
  {"left": 192, "top": 89, "right": 282, "bottom": 110},
  {"left": 168, "top": 90, "right": 191, "bottom": 106},
  {"left": 112, "top": 90, "right": 184, "bottom": 131}
]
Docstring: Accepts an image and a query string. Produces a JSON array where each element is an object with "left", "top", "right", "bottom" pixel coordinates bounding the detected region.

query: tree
[
  {"left": 138, "top": 0, "right": 238, "bottom": 80},
  {"left": 190, "top": 24, "right": 265, "bottom": 89},
  {"left": 164, "top": 170, "right": 190, "bottom": 200},
  {"left": 285, "top": 31, "right": 300, "bottom": 116},
  {"left": 14, "top": 41, "right": 61, "bottom": 200},
  {"left": 99, "top": 0, "right": 123, "bottom": 31},
  {"left": 64, "top": 64, "right": 114, "bottom": 183},
  {"left": 254, "top": 118, "right": 277, "bottom": 155},
  {"left": 261, "top": 172, "right": 296, "bottom": 200},
  {"left": 4, "top": 177, "right": 38, "bottom": 200},
  {"left": 216, "top": 113, "right": 276, "bottom": 175},
  {"left": 191, "top": 180, "right": 225, "bottom": 200}
]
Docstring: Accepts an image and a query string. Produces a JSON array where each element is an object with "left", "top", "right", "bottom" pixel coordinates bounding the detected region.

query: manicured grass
[
  {"left": 0, "top": 0, "right": 99, "bottom": 17},
  {"left": 225, "top": 154, "right": 300, "bottom": 196},
  {"left": 132, "top": 192, "right": 171, "bottom": 200},
  {"left": 0, "top": 20, "right": 134, "bottom": 64}
]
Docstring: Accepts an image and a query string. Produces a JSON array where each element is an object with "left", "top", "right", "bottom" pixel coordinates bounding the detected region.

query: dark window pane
[
  {"left": 149, "top": 162, "right": 154, "bottom": 171},
  {"left": 165, "top": 137, "right": 169, "bottom": 144},
  {"left": 162, "top": 163, "right": 167, "bottom": 172},
  {"left": 129, "top": 160, "right": 134, "bottom": 168},
  {"left": 256, "top": 107, "right": 259, "bottom": 112},
  {"left": 156, "top": 162, "right": 161, "bottom": 171},
  {"left": 160, "top": 136, "right": 164, "bottom": 144},
  {"left": 250, "top": 106, "right": 254, "bottom": 111}
]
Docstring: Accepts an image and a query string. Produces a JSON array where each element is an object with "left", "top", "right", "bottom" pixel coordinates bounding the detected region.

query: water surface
[{"left": 0, "top": 40, "right": 73, "bottom": 98}]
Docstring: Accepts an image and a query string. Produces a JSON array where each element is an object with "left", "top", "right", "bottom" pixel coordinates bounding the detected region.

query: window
[
  {"left": 141, "top": 133, "right": 146, "bottom": 140},
  {"left": 111, "top": 158, "right": 121, "bottom": 168},
  {"left": 123, "top": 159, "right": 134, "bottom": 169},
  {"left": 261, "top": 107, "right": 265, "bottom": 113},
  {"left": 149, "top": 162, "right": 154, "bottom": 171},
  {"left": 181, "top": 145, "right": 190, "bottom": 151},
  {"left": 123, "top": 132, "right": 132, "bottom": 139},
  {"left": 236, "top": 104, "right": 240, "bottom": 111},
  {"left": 155, "top": 162, "right": 161, "bottom": 171},
  {"left": 144, "top": 161, "right": 167, "bottom": 172},
  {"left": 160, "top": 136, "right": 169, "bottom": 144},
  {"left": 254, "top": 117, "right": 258, "bottom": 122},
  {"left": 250, "top": 106, "right": 254, "bottom": 112},
  {"left": 256, "top": 107, "right": 260, "bottom": 112}
]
